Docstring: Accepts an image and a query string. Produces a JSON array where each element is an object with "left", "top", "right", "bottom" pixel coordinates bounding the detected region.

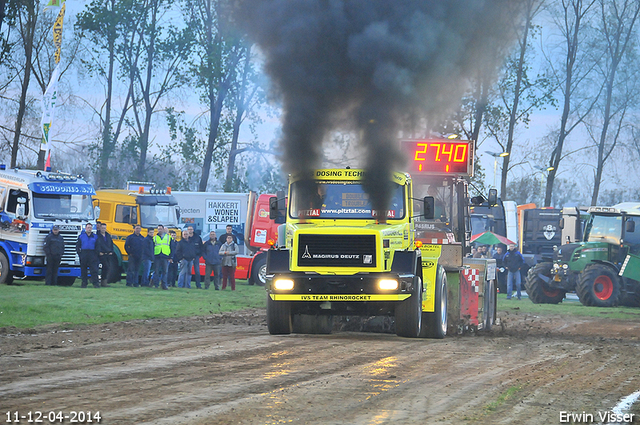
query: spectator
[
  {"left": 167, "top": 230, "right": 178, "bottom": 287},
  {"left": 141, "top": 228, "right": 155, "bottom": 287},
  {"left": 153, "top": 224, "right": 171, "bottom": 290},
  {"left": 76, "top": 223, "right": 100, "bottom": 288},
  {"left": 44, "top": 225, "right": 64, "bottom": 286},
  {"left": 493, "top": 244, "right": 507, "bottom": 293},
  {"left": 503, "top": 243, "right": 525, "bottom": 300},
  {"left": 219, "top": 234, "right": 238, "bottom": 291},
  {"left": 176, "top": 231, "right": 196, "bottom": 288},
  {"left": 124, "top": 225, "right": 145, "bottom": 287},
  {"left": 188, "top": 226, "right": 203, "bottom": 289},
  {"left": 96, "top": 222, "right": 116, "bottom": 287},
  {"left": 218, "top": 224, "right": 238, "bottom": 245},
  {"left": 203, "top": 231, "right": 222, "bottom": 290}
]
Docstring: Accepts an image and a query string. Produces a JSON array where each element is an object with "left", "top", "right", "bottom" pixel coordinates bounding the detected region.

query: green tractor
[{"left": 525, "top": 203, "right": 640, "bottom": 307}]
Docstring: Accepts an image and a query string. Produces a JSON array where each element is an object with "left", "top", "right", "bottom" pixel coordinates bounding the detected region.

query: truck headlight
[
  {"left": 274, "top": 279, "right": 294, "bottom": 290},
  {"left": 378, "top": 279, "right": 399, "bottom": 290},
  {"left": 26, "top": 256, "right": 45, "bottom": 266}
]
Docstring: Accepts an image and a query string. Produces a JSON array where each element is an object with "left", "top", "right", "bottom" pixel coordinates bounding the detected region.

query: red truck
[{"left": 172, "top": 191, "right": 281, "bottom": 285}]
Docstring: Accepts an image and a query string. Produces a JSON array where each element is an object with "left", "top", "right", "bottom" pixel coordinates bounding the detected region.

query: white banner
[{"left": 41, "top": 63, "right": 61, "bottom": 152}]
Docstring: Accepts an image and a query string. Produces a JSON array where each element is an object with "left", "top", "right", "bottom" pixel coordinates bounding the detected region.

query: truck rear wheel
[
  {"left": 525, "top": 262, "right": 565, "bottom": 304},
  {"left": 0, "top": 251, "right": 12, "bottom": 284},
  {"left": 266, "top": 294, "right": 292, "bottom": 334},
  {"left": 420, "top": 267, "right": 448, "bottom": 339},
  {"left": 292, "top": 314, "right": 333, "bottom": 334},
  {"left": 482, "top": 278, "right": 495, "bottom": 331},
  {"left": 395, "top": 276, "right": 422, "bottom": 338},
  {"left": 576, "top": 264, "right": 621, "bottom": 307}
]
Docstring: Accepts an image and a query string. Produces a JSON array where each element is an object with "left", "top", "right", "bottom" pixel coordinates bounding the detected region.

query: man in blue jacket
[
  {"left": 203, "top": 231, "right": 222, "bottom": 290},
  {"left": 76, "top": 223, "right": 100, "bottom": 288},
  {"left": 125, "top": 225, "right": 145, "bottom": 287},
  {"left": 503, "top": 243, "right": 525, "bottom": 300}
]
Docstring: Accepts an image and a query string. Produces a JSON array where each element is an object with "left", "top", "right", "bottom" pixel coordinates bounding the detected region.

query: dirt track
[{"left": 1, "top": 309, "right": 639, "bottom": 425}]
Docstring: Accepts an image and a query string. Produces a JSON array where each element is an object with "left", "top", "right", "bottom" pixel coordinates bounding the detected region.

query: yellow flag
[{"left": 52, "top": 3, "right": 66, "bottom": 64}]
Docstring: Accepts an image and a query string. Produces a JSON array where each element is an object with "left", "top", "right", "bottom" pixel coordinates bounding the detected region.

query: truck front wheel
[
  {"left": 525, "top": 262, "right": 565, "bottom": 304},
  {"left": 576, "top": 264, "right": 621, "bottom": 307},
  {"left": 266, "top": 294, "right": 292, "bottom": 334},
  {"left": 0, "top": 251, "right": 12, "bottom": 284},
  {"left": 250, "top": 255, "right": 267, "bottom": 287},
  {"left": 420, "top": 267, "right": 448, "bottom": 339},
  {"left": 395, "top": 275, "right": 422, "bottom": 338}
]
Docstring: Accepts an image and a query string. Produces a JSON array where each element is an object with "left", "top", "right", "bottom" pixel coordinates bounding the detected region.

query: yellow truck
[
  {"left": 265, "top": 139, "right": 497, "bottom": 337},
  {"left": 92, "top": 183, "right": 181, "bottom": 274}
]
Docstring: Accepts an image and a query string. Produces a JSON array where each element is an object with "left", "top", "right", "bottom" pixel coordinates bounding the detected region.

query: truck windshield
[
  {"left": 32, "top": 193, "right": 95, "bottom": 221},
  {"left": 585, "top": 214, "right": 622, "bottom": 244},
  {"left": 289, "top": 181, "right": 405, "bottom": 219},
  {"left": 471, "top": 215, "right": 492, "bottom": 236},
  {"left": 140, "top": 204, "right": 178, "bottom": 227}
]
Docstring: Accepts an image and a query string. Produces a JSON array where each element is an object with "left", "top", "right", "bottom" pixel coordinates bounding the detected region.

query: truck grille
[
  {"left": 36, "top": 230, "right": 80, "bottom": 265},
  {"left": 297, "top": 234, "right": 377, "bottom": 268}
]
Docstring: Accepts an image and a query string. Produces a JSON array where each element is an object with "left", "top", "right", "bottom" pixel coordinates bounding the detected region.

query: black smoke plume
[{"left": 235, "top": 0, "right": 522, "bottom": 214}]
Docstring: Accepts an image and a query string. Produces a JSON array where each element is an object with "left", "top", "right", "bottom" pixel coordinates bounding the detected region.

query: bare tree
[
  {"left": 9, "top": 0, "right": 37, "bottom": 168},
  {"left": 498, "top": 0, "right": 551, "bottom": 198},
  {"left": 587, "top": 0, "right": 640, "bottom": 204},
  {"left": 543, "top": 0, "right": 600, "bottom": 206},
  {"left": 223, "top": 45, "right": 265, "bottom": 192},
  {"left": 182, "top": 0, "right": 243, "bottom": 192},
  {"left": 75, "top": 0, "right": 125, "bottom": 187}
]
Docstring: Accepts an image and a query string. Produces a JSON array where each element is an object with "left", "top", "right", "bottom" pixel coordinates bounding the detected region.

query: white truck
[
  {"left": 0, "top": 167, "right": 98, "bottom": 285},
  {"left": 171, "top": 191, "right": 279, "bottom": 285}
]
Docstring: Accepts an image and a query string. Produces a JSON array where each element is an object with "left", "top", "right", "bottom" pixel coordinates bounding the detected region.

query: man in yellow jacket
[{"left": 153, "top": 224, "right": 172, "bottom": 290}]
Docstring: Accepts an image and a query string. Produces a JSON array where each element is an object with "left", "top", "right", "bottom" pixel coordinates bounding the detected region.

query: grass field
[
  {"left": 1, "top": 280, "right": 639, "bottom": 331},
  {"left": 0, "top": 279, "right": 266, "bottom": 330},
  {"left": 497, "top": 292, "right": 640, "bottom": 320}
]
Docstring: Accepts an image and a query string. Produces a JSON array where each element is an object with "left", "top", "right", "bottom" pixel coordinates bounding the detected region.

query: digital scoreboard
[{"left": 400, "top": 139, "right": 474, "bottom": 177}]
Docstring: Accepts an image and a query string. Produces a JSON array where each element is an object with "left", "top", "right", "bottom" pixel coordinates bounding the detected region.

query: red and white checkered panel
[{"left": 463, "top": 268, "right": 480, "bottom": 292}]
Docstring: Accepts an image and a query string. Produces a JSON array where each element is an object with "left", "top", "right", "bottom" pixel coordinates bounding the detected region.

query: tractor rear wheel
[
  {"left": 266, "top": 294, "right": 292, "bottom": 334},
  {"left": 576, "top": 264, "right": 621, "bottom": 307},
  {"left": 395, "top": 275, "right": 422, "bottom": 338},
  {"left": 525, "top": 262, "right": 565, "bottom": 304}
]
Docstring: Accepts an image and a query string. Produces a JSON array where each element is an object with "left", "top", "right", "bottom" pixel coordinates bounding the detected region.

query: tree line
[{"left": 2, "top": 0, "right": 640, "bottom": 205}]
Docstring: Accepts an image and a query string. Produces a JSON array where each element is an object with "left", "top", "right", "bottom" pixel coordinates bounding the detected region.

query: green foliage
[{"left": 0, "top": 280, "right": 266, "bottom": 330}]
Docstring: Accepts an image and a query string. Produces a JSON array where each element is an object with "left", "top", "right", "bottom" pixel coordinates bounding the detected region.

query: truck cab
[
  {"left": 267, "top": 169, "right": 428, "bottom": 337},
  {"left": 0, "top": 167, "right": 97, "bottom": 285},
  {"left": 92, "top": 184, "right": 181, "bottom": 270}
]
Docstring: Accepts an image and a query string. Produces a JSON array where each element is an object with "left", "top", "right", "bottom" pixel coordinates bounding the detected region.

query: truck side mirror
[
  {"left": 16, "top": 197, "right": 26, "bottom": 218},
  {"left": 176, "top": 207, "right": 181, "bottom": 222},
  {"left": 488, "top": 189, "right": 498, "bottom": 206},
  {"left": 94, "top": 206, "right": 101, "bottom": 220},
  {"left": 559, "top": 218, "right": 564, "bottom": 229},
  {"left": 276, "top": 190, "right": 286, "bottom": 211},
  {"left": 626, "top": 220, "right": 635, "bottom": 233},
  {"left": 269, "top": 196, "right": 279, "bottom": 220},
  {"left": 423, "top": 196, "right": 435, "bottom": 220}
]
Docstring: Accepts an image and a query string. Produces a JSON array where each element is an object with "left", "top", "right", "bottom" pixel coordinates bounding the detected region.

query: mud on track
[{"left": 1, "top": 309, "right": 639, "bottom": 425}]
